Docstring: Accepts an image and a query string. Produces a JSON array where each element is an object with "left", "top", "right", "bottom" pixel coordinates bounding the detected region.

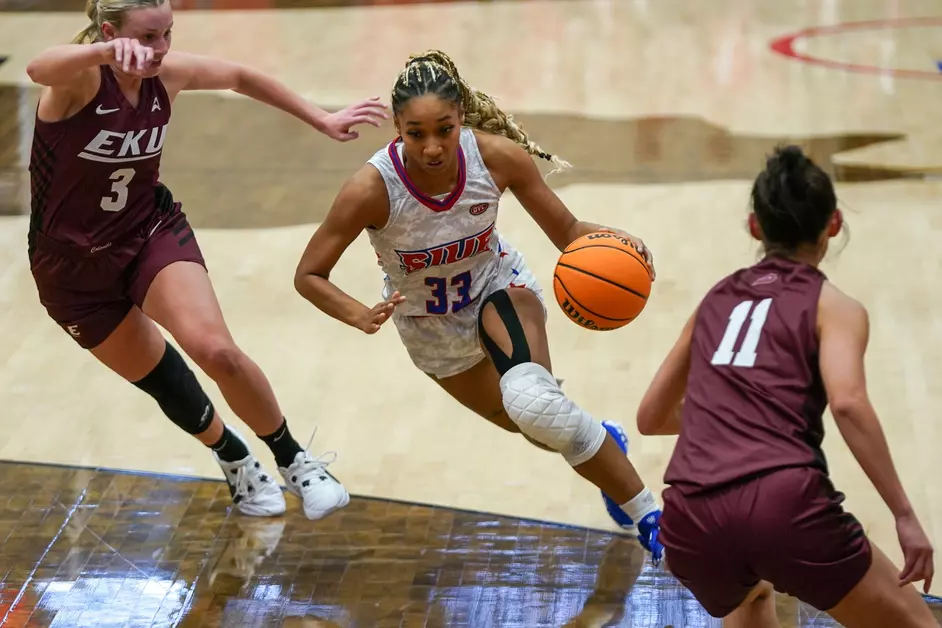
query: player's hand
[
  {"left": 596, "top": 226, "right": 656, "bottom": 281},
  {"left": 896, "top": 512, "right": 934, "bottom": 593},
  {"left": 101, "top": 38, "right": 155, "bottom": 75},
  {"left": 320, "top": 97, "right": 390, "bottom": 142},
  {"left": 356, "top": 291, "right": 406, "bottom": 334}
]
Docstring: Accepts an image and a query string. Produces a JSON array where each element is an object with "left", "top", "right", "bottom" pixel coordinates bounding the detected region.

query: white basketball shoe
[
  {"left": 279, "top": 449, "right": 350, "bottom": 520},
  {"left": 213, "top": 428, "right": 287, "bottom": 517}
]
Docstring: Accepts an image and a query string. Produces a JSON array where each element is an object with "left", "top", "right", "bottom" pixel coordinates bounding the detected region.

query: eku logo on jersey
[
  {"left": 396, "top": 222, "right": 495, "bottom": 274},
  {"left": 79, "top": 124, "right": 168, "bottom": 164}
]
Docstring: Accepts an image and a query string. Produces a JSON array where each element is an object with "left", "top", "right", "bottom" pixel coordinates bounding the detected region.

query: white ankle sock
[{"left": 620, "top": 487, "right": 659, "bottom": 522}]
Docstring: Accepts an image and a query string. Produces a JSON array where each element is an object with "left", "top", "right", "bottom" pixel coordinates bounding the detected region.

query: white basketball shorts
[{"left": 390, "top": 240, "right": 546, "bottom": 379}]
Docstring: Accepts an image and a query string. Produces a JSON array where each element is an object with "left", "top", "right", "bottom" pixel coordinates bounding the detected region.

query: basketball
[{"left": 553, "top": 231, "right": 652, "bottom": 331}]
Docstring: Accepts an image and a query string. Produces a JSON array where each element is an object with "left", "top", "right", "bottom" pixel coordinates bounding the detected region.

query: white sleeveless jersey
[{"left": 366, "top": 127, "right": 508, "bottom": 317}]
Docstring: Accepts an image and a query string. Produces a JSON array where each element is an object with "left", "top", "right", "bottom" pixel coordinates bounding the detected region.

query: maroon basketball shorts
[
  {"left": 30, "top": 205, "right": 206, "bottom": 350},
  {"left": 660, "top": 465, "right": 872, "bottom": 618}
]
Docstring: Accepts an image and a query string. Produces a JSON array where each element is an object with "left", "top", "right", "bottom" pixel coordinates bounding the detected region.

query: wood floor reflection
[{"left": 0, "top": 460, "right": 938, "bottom": 627}]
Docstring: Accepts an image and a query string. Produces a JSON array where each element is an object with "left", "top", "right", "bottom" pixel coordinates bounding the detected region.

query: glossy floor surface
[
  {"left": 5, "top": 461, "right": 938, "bottom": 627},
  {"left": 2, "top": 0, "right": 942, "bottom": 625}
]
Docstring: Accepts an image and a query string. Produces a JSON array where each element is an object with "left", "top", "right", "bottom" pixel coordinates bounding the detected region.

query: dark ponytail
[{"left": 750, "top": 145, "right": 837, "bottom": 252}]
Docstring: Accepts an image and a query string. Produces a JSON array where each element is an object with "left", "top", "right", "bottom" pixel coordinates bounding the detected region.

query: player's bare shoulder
[
  {"left": 817, "top": 280, "right": 869, "bottom": 337},
  {"left": 155, "top": 51, "right": 197, "bottom": 102},
  {"left": 473, "top": 129, "right": 531, "bottom": 190},
  {"left": 333, "top": 163, "right": 391, "bottom": 230}
]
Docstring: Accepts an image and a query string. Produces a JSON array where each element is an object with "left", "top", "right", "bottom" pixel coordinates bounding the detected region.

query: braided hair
[{"left": 391, "top": 50, "right": 571, "bottom": 172}]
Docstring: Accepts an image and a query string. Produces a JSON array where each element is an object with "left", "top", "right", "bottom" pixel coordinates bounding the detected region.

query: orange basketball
[{"left": 553, "top": 231, "right": 652, "bottom": 331}]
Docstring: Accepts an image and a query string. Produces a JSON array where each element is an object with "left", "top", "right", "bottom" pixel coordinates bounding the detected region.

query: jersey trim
[{"left": 387, "top": 138, "right": 467, "bottom": 213}]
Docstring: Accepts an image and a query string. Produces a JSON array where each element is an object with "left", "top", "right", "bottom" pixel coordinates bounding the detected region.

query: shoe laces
[
  {"left": 230, "top": 460, "right": 271, "bottom": 504},
  {"left": 232, "top": 464, "right": 252, "bottom": 504},
  {"left": 291, "top": 427, "right": 338, "bottom": 487},
  {"left": 293, "top": 451, "right": 338, "bottom": 481}
]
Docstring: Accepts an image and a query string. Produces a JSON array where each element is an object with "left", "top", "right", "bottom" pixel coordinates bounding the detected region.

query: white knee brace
[{"left": 499, "top": 362, "right": 606, "bottom": 467}]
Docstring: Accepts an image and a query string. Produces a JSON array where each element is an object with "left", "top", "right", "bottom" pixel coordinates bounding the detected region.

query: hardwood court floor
[
  {"left": 3, "top": 460, "right": 939, "bottom": 627},
  {"left": 2, "top": 0, "right": 942, "bottom": 622}
]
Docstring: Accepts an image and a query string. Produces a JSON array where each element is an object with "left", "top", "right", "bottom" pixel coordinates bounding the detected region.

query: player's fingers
[
  {"left": 899, "top": 551, "right": 928, "bottom": 586},
  {"left": 899, "top": 561, "right": 917, "bottom": 585},
  {"left": 358, "top": 96, "right": 386, "bottom": 108},
  {"left": 914, "top": 555, "right": 932, "bottom": 591},
  {"left": 116, "top": 39, "right": 127, "bottom": 68},
  {"left": 353, "top": 116, "right": 382, "bottom": 128},
  {"left": 358, "top": 104, "right": 390, "bottom": 118},
  {"left": 123, "top": 40, "right": 133, "bottom": 72},
  {"left": 348, "top": 114, "right": 383, "bottom": 128}
]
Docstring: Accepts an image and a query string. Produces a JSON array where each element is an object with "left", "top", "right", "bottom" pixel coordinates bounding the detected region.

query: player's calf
[
  {"left": 131, "top": 339, "right": 218, "bottom": 438},
  {"left": 478, "top": 290, "right": 663, "bottom": 559},
  {"left": 131, "top": 340, "right": 286, "bottom": 516}
]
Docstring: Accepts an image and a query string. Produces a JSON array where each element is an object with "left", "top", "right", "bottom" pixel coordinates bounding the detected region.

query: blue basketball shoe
[{"left": 600, "top": 420, "right": 664, "bottom": 564}]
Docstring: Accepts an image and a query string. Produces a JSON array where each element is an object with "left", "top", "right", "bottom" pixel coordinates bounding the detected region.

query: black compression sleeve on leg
[
  {"left": 132, "top": 341, "right": 214, "bottom": 435},
  {"left": 478, "top": 290, "right": 531, "bottom": 376}
]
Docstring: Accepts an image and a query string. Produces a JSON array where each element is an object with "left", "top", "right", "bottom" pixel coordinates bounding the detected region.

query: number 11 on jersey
[{"left": 711, "top": 298, "right": 773, "bottom": 368}]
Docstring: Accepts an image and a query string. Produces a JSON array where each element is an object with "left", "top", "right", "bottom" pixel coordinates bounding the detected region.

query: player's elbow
[
  {"left": 292, "top": 269, "right": 306, "bottom": 295},
  {"left": 25, "top": 61, "right": 51, "bottom": 86},
  {"left": 293, "top": 267, "right": 316, "bottom": 294},
  {"left": 828, "top": 391, "right": 872, "bottom": 425},
  {"left": 636, "top": 401, "right": 661, "bottom": 436},
  {"left": 294, "top": 264, "right": 330, "bottom": 297}
]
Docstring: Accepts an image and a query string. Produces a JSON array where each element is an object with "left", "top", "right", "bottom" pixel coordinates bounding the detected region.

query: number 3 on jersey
[
  {"left": 100, "top": 168, "right": 136, "bottom": 212},
  {"left": 426, "top": 271, "right": 473, "bottom": 314},
  {"left": 711, "top": 298, "right": 772, "bottom": 368}
]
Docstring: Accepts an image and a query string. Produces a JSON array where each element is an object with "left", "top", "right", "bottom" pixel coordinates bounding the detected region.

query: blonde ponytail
[
  {"left": 71, "top": 0, "right": 101, "bottom": 44},
  {"left": 70, "top": 0, "right": 168, "bottom": 45}
]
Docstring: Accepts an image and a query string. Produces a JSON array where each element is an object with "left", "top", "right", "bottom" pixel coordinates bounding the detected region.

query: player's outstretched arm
[
  {"left": 27, "top": 39, "right": 155, "bottom": 122},
  {"left": 294, "top": 165, "right": 403, "bottom": 334},
  {"left": 477, "top": 132, "right": 655, "bottom": 279},
  {"left": 636, "top": 309, "right": 696, "bottom": 435},
  {"left": 819, "top": 282, "right": 934, "bottom": 591},
  {"left": 27, "top": 42, "right": 119, "bottom": 86},
  {"left": 160, "top": 51, "right": 388, "bottom": 142}
]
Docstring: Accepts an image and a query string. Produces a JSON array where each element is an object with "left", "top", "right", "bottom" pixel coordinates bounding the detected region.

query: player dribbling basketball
[
  {"left": 294, "top": 50, "right": 664, "bottom": 558},
  {"left": 637, "top": 145, "right": 935, "bottom": 627}
]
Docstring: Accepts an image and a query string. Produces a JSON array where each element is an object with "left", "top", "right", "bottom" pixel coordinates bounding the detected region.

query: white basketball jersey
[{"left": 366, "top": 127, "right": 507, "bottom": 317}]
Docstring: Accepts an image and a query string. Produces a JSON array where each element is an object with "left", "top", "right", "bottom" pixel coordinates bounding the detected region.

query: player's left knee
[
  {"left": 133, "top": 341, "right": 215, "bottom": 436},
  {"left": 499, "top": 362, "right": 606, "bottom": 466}
]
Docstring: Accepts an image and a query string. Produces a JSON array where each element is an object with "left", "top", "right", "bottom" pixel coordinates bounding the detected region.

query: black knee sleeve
[
  {"left": 478, "top": 290, "right": 531, "bottom": 376},
  {"left": 133, "top": 341, "right": 214, "bottom": 435}
]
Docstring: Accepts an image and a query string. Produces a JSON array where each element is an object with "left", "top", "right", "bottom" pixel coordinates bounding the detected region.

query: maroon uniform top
[
  {"left": 664, "top": 256, "right": 829, "bottom": 496},
  {"left": 28, "top": 65, "right": 171, "bottom": 253}
]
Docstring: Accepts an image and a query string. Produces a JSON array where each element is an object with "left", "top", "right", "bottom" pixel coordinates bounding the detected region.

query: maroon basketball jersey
[
  {"left": 664, "top": 255, "right": 829, "bottom": 496},
  {"left": 29, "top": 65, "right": 171, "bottom": 252}
]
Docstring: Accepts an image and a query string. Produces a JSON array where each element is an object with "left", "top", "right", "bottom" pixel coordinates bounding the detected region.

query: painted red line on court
[{"left": 770, "top": 17, "right": 942, "bottom": 81}]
